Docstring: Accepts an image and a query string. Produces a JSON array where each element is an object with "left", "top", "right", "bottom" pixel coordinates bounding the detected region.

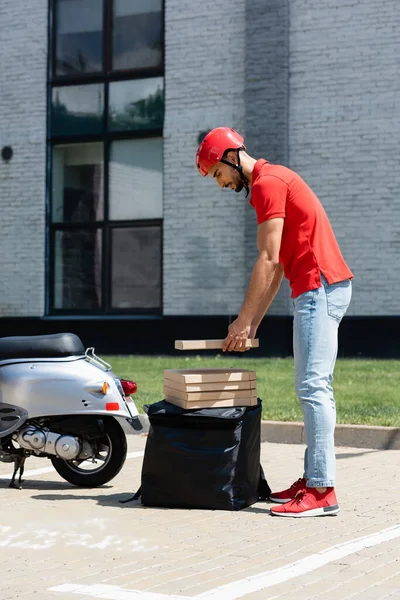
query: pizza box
[
  {"left": 163, "top": 386, "right": 257, "bottom": 402},
  {"left": 175, "top": 339, "right": 259, "bottom": 351},
  {"left": 164, "top": 368, "right": 256, "bottom": 385},
  {"left": 163, "top": 376, "right": 256, "bottom": 393},
  {"left": 163, "top": 395, "right": 258, "bottom": 410}
]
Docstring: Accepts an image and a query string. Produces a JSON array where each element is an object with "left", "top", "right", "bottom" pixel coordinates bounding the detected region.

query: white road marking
[
  {"left": 0, "top": 450, "right": 144, "bottom": 479},
  {"left": 49, "top": 525, "right": 400, "bottom": 600},
  {"left": 197, "top": 525, "right": 400, "bottom": 599},
  {"left": 50, "top": 584, "right": 183, "bottom": 599}
]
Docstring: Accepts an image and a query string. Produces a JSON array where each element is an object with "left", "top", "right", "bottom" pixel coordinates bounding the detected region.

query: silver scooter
[{"left": 0, "top": 332, "right": 141, "bottom": 489}]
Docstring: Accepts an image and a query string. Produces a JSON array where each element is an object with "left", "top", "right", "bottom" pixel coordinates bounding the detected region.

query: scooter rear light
[
  {"left": 106, "top": 402, "right": 120, "bottom": 411},
  {"left": 120, "top": 379, "right": 137, "bottom": 396}
]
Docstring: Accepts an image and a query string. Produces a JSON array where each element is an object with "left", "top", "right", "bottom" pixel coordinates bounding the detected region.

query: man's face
[{"left": 209, "top": 160, "right": 244, "bottom": 193}]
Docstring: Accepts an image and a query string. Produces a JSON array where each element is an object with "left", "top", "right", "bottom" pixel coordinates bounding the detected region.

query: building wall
[
  {"left": 163, "top": 0, "right": 248, "bottom": 316},
  {"left": 165, "top": 0, "right": 400, "bottom": 318},
  {"left": 0, "top": 0, "right": 398, "bottom": 320},
  {"left": 0, "top": 0, "right": 47, "bottom": 316},
  {"left": 244, "top": 0, "right": 292, "bottom": 315},
  {"left": 289, "top": 0, "right": 400, "bottom": 316}
]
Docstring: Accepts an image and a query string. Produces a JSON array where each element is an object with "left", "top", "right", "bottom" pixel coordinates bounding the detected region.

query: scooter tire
[{"left": 50, "top": 418, "right": 127, "bottom": 488}]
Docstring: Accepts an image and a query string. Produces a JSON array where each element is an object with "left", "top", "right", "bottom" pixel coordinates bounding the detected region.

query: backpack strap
[
  {"left": 119, "top": 486, "right": 141, "bottom": 504},
  {"left": 258, "top": 465, "right": 271, "bottom": 501}
]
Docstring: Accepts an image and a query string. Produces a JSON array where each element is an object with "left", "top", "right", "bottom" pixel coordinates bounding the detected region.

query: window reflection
[
  {"left": 112, "top": 0, "right": 162, "bottom": 71},
  {"left": 55, "top": 0, "right": 103, "bottom": 75},
  {"left": 52, "top": 84, "right": 104, "bottom": 135},
  {"left": 108, "top": 78, "right": 163, "bottom": 131},
  {"left": 109, "top": 138, "right": 162, "bottom": 220},
  {"left": 111, "top": 226, "right": 161, "bottom": 309},
  {"left": 52, "top": 143, "right": 104, "bottom": 223},
  {"left": 54, "top": 229, "right": 102, "bottom": 310}
]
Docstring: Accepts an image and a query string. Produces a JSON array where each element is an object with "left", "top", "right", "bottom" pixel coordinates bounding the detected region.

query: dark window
[
  {"left": 53, "top": 229, "right": 102, "bottom": 310},
  {"left": 111, "top": 226, "right": 161, "bottom": 309},
  {"left": 112, "top": 0, "right": 163, "bottom": 71},
  {"left": 55, "top": 0, "right": 103, "bottom": 76},
  {"left": 49, "top": 0, "right": 164, "bottom": 315}
]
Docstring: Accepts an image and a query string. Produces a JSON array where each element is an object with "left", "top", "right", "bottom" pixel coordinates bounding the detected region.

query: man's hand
[
  {"left": 242, "top": 323, "right": 259, "bottom": 352},
  {"left": 249, "top": 324, "right": 258, "bottom": 339},
  {"left": 222, "top": 317, "right": 251, "bottom": 353}
]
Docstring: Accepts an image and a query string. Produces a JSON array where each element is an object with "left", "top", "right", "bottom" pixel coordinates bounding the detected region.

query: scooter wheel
[{"left": 50, "top": 418, "right": 127, "bottom": 487}]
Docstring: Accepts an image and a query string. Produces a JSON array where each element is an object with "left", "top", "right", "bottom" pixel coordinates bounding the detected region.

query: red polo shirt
[{"left": 250, "top": 160, "right": 353, "bottom": 298}]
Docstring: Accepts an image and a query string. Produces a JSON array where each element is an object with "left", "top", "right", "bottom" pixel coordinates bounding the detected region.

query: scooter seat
[{"left": 0, "top": 333, "right": 85, "bottom": 360}]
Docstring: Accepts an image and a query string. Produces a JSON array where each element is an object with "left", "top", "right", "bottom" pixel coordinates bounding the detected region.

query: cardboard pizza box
[
  {"left": 164, "top": 368, "right": 256, "bottom": 385},
  {"left": 163, "top": 385, "right": 257, "bottom": 402},
  {"left": 163, "top": 377, "right": 257, "bottom": 393},
  {"left": 163, "top": 395, "right": 258, "bottom": 410},
  {"left": 175, "top": 339, "right": 259, "bottom": 351}
]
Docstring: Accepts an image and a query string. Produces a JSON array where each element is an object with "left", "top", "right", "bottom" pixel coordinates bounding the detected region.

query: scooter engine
[{"left": 14, "top": 426, "right": 81, "bottom": 460}]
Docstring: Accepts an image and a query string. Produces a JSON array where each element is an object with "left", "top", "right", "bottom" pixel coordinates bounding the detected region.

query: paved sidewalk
[
  {"left": 0, "top": 434, "right": 399, "bottom": 600},
  {"left": 133, "top": 416, "right": 400, "bottom": 450}
]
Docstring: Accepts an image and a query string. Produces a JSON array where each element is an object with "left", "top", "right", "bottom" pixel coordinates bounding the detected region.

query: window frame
[
  {"left": 107, "top": 219, "right": 163, "bottom": 314},
  {"left": 49, "top": 218, "right": 163, "bottom": 316},
  {"left": 50, "top": 0, "right": 165, "bottom": 84},
  {"left": 47, "top": 0, "right": 164, "bottom": 317},
  {"left": 49, "top": 222, "right": 104, "bottom": 315}
]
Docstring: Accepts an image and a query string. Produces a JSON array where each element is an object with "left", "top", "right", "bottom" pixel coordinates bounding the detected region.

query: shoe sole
[
  {"left": 270, "top": 505, "right": 340, "bottom": 517},
  {"left": 269, "top": 497, "right": 292, "bottom": 504}
]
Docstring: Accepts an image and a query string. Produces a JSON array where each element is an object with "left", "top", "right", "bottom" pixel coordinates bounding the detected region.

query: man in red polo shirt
[{"left": 196, "top": 127, "right": 353, "bottom": 517}]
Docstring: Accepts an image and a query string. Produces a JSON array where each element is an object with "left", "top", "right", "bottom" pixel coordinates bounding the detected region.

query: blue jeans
[{"left": 293, "top": 275, "right": 352, "bottom": 488}]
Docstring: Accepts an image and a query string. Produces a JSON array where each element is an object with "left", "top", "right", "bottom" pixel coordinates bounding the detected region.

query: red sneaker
[
  {"left": 269, "top": 477, "right": 306, "bottom": 504},
  {"left": 270, "top": 487, "right": 340, "bottom": 517}
]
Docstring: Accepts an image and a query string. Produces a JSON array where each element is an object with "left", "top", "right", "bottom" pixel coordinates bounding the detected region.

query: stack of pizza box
[
  {"left": 163, "top": 339, "right": 259, "bottom": 409},
  {"left": 163, "top": 367, "right": 257, "bottom": 409}
]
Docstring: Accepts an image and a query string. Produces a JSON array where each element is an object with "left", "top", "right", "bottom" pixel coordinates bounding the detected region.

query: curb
[
  {"left": 260, "top": 420, "right": 400, "bottom": 450},
  {"left": 127, "top": 416, "right": 400, "bottom": 450}
]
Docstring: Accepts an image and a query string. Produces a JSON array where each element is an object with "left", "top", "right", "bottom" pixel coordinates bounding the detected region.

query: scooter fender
[{"left": 0, "top": 357, "right": 139, "bottom": 420}]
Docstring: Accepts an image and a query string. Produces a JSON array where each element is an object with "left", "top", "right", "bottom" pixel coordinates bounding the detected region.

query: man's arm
[
  {"left": 251, "top": 263, "right": 284, "bottom": 331},
  {"left": 223, "top": 217, "right": 284, "bottom": 352},
  {"left": 240, "top": 218, "right": 284, "bottom": 322}
]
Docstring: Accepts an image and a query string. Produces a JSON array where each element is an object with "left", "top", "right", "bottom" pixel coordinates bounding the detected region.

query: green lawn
[{"left": 104, "top": 355, "right": 400, "bottom": 427}]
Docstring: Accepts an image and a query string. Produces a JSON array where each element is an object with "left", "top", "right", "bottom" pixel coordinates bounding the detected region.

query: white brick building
[{"left": 0, "top": 0, "right": 399, "bottom": 355}]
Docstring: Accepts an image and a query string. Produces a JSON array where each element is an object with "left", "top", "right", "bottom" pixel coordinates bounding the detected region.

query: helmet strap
[{"left": 220, "top": 147, "right": 249, "bottom": 197}]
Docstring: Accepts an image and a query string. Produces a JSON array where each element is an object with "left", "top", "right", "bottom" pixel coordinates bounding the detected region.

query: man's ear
[{"left": 226, "top": 150, "right": 238, "bottom": 164}]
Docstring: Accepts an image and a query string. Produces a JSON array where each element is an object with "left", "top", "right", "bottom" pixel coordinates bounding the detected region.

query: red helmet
[{"left": 196, "top": 127, "right": 245, "bottom": 176}]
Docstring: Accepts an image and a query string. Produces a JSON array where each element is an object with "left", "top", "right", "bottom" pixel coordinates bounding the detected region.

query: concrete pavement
[
  {"left": 131, "top": 416, "right": 400, "bottom": 450},
  {"left": 0, "top": 433, "right": 399, "bottom": 600}
]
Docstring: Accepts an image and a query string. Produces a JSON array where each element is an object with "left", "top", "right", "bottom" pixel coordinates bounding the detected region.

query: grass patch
[{"left": 104, "top": 355, "right": 400, "bottom": 427}]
